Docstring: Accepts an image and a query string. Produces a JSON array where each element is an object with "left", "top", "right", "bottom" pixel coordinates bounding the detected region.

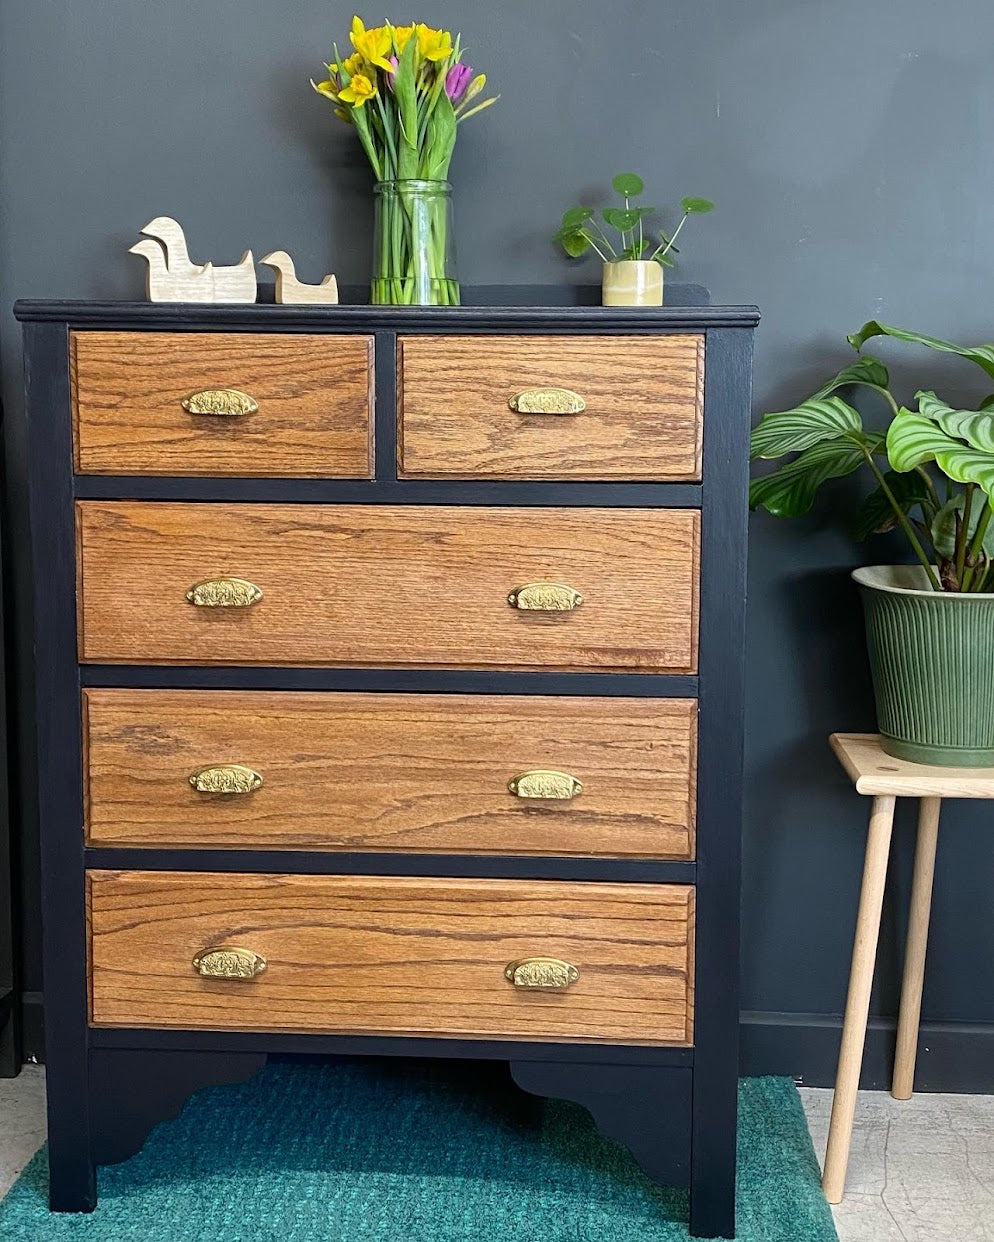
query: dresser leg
[
  {"left": 88, "top": 1048, "right": 268, "bottom": 1167},
  {"left": 509, "top": 1060, "right": 693, "bottom": 1196}
]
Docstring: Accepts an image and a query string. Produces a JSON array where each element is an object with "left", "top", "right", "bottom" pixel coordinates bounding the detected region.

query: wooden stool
[{"left": 822, "top": 733, "right": 994, "bottom": 1203}]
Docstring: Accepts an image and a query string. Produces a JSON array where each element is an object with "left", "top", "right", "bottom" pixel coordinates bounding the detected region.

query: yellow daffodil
[
  {"left": 312, "top": 78, "right": 337, "bottom": 99},
  {"left": 391, "top": 24, "right": 416, "bottom": 53},
  {"left": 339, "top": 71, "right": 377, "bottom": 107},
  {"left": 350, "top": 16, "right": 394, "bottom": 72},
  {"left": 416, "top": 24, "right": 453, "bottom": 62}
]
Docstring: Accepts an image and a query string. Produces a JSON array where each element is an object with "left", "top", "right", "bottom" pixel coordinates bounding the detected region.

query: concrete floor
[
  {"left": 800, "top": 1086, "right": 994, "bottom": 1241},
  {"left": 1, "top": 1067, "right": 992, "bottom": 1239}
]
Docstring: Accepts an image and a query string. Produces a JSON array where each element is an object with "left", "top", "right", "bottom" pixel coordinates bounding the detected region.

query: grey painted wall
[{"left": 2, "top": 1, "right": 993, "bottom": 1077}]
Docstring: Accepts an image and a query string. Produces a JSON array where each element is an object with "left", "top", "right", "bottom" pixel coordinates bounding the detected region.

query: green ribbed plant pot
[{"left": 855, "top": 565, "right": 994, "bottom": 766}]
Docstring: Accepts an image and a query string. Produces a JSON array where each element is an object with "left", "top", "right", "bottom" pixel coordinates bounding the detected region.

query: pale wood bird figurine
[
  {"left": 133, "top": 217, "right": 257, "bottom": 303},
  {"left": 128, "top": 238, "right": 216, "bottom": 302},
  {"left": 260, "top": 250, "right": 339, "bottom": 305}
]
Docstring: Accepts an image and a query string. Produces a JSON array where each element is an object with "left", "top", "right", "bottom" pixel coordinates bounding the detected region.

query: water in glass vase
[{"left": 372, "top": 180, "right": 459, "bottom": 306}]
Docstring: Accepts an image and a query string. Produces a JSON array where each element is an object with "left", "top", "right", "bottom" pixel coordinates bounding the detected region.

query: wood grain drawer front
[
  {"left": 398, "top": 334, "right": 704, "bottom": 480},
  {"left": 87, "top": 871, "right": 694, "bottom": 1043},
  {"left": 83, "top": 690, "right": 697, "bottom": 858},
  {"left": 71, "top": 332, "right": 373, "bottom": 477},
  {"left": 76, "top": 503, "right": 700, "bottom": 672}
]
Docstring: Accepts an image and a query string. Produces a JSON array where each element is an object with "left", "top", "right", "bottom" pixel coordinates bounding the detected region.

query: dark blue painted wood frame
[{"left": 15, "top": 298, "right": 757, "bottom": 1238}]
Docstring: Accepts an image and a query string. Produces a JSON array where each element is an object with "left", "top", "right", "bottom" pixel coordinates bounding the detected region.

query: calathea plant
[{"left": 750, "top": 321, "right": 994, "bottom": 593}]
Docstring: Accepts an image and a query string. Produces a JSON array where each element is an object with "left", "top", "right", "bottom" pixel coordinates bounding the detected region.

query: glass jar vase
[{"left": 372, "top": 179, "right": 459, "bottom": 306}]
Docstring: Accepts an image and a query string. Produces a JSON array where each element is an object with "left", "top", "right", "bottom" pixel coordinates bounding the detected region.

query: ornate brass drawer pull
[
  {"left": 508, "top": 388, "right": 586, "bottom": 415},
  {"left": 507, "top": 582, "right": 583, "bottom": 612},
  {"left": 181, "top": 388, "right": 259, "bottom": 417},
  {"left": 186, "top": 577, "right": 263, "bottom": 607},
  {"left": 508, "top": 770, "right": 583, "bottom": 800},
  {"left": 504, "top": 957, "right": 579, "bottom": 990},
  {"left": 193, "top": 946, "right": 267, "bottom": 979},
  {"left": 189, "top": 764, "right": 263, "bottom": 795}
]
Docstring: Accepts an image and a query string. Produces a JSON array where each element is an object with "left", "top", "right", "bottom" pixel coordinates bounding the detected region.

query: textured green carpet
[{"left": 0, "top": 1061, "right": 837, "bottom": 1241}]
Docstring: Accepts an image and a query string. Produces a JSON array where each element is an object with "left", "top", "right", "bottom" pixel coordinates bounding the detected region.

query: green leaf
[
  {"left": 612, "top": 172, "right": 644, "bottom": 197},
  {"left": 423, "top": 89, "right": 457, "bottom": 180},
  {"left": 887, "top": 408, "right": 994, "bottom": 501},
  {"left": 680, "top": 196, "right": 715, "bottom": 214},
  {"left": 656, "top": 251, "right": 675, "bottom": 268},
  {"left": 929, "top": 494, "right": 994, "bottom": 560},
  {"left": 851, "top": 470, "right": 931, "bottom": 540},
  {"left": 915, "top": 390, "right": 994, "bottom": 452},
  {"left": 849, "top": 321, "right": 994, "bottom": 381},
  {"left": 561, "top": 206, "right": 593, "bottom": 230},
  {"left": 749, "top": 397, "right": 864, "bottom": 460},
  {"left": 602, "top": 207, "right": 641, "bottom": 231},
  {"left": 749, "top": 439, "right": 868, "bottom": 517},
  {"left": 810, "top": 354, "right": 890, "bottom": 400},
  {"left": 559, "top": 229, "right": 591, "bottom": 258},
  {"left": 981, "top": 394, "right": 994, "bottom": 411}
]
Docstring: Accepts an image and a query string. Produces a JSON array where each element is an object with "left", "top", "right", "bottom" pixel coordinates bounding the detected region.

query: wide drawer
[
  {"left": 83, "top": 690, "right": 697, "bottom": 857},
  {"left": 87, "top": 871, "right": 694, "bottom": 1043},
  {"left": 397, "top": 334, "right": 703, "bottom": 480},
  {"left": 75, "top": 503, "right": 700, "bottom": 671},
  {"left": 71, "top": 332, "right": 374, "bottom": 477}
]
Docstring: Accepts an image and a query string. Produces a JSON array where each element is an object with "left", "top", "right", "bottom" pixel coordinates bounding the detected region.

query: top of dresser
[{"left": 14, "top": 299, "right": 760, "bottom": 331}]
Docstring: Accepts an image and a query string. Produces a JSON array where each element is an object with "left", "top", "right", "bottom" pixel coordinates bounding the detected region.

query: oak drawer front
[
  {"left": 87, "top": 871, "right": 694, "bottom": 1043},
  {"left": 76, "top": 503, "right": 700, "bottom": 672},
  {"left": 71, "top": 332, "right": 374, "bottom": 477},
  {"left": 83, "top": 690, "right": 697, "bottom": 858},
  {"left": 398, "top": 334, "right": 703, "bottom": 480}
]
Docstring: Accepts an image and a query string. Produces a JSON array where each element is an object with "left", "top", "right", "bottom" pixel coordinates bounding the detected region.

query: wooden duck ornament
[
  {"left": 260, "top": 251, "right": 339, "bottom": 304},
  {"left": 130, "top": 217, "right": 257, "bottom": 303}
]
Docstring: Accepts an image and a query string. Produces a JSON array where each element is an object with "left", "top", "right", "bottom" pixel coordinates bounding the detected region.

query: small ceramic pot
[{"left": 601, "top": 260, "right": 663, "bottom": 307}]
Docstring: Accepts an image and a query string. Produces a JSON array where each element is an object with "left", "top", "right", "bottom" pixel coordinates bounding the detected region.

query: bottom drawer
[{"left": 87, "top": 871, "right": 694, "bottom": 1045}]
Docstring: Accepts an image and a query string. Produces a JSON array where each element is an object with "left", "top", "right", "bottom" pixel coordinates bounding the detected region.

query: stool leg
[
  {"left": 823, "top": 794, "right": 896, "bottom": 1204},
  {"left": 892, "top": 796, "right": 941, "bottom": 1101}
]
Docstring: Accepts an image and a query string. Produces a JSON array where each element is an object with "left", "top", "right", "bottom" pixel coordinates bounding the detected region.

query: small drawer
[
  {"left": 71, "top": 332, "right": 373, "bottom": 477},
  {"left": 83, "top": 690, "right": 697, "bottom": 858},
  {"left": 87, "top": 871, "right": 694, "bottom": 1044},
  {"left": 75, "top": 502, "right": 700, "bottom": 672},
  {"left": 398, "top": 334, "right": 703, "bottom": 480}
]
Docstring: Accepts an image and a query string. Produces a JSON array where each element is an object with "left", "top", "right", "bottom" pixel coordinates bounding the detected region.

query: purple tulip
[
  {"left": 445, "top": 62, "right": 473, "bottom": 102},
  {"left": 385, "top": 54, "right": 398, "bottom": 91}
]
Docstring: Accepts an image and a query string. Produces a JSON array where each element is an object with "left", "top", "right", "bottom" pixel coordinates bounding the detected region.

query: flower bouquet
[{"left": 314, "top": 18, "right": 498, "bottom": 305}]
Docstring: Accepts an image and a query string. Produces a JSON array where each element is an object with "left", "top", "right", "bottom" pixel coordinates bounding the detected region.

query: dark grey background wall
[{"left": 1, "top": 0, "right": 993, "bottom": 1084}]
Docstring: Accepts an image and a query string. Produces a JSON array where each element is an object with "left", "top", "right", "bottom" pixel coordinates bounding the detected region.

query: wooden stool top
[{"left": 831, "top": 733, "right": 994, "bottom": 799}]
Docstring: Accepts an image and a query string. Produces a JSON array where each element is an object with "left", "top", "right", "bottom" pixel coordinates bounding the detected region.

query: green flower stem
[{"left": 863, "top": 449, "right": 942, "bottom": 590}]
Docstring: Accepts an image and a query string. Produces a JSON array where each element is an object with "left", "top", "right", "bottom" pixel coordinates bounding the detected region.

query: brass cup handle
[
  {"left": 504, "top": 957, "right": 579, "bottom": 990},
  {"left": 508, "top": 770, "right": 583, "bottom": 800},
  {"left": 189, "top": 764, "right": 263, "bottom": 795},
  {"left": 508, "top": 388, "right": 586, "bottom": 415},
  {"left": 507, "top": 583, "right": 583, "bottom": 612},
  {"left": 186, "top": 577, "right": 263, "bottom": 607},
  {"left": 181, "top": 388, "right": 259, "bottom": 416},
  {"left": 193, "top": 946, "right": 267, "bottom": 979}
]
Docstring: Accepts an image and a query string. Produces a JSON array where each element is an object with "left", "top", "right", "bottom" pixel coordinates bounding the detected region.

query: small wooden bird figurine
[
  {"left": 128, "top": 238, "right": 215, "bottom": 302},
  {"left": 130, "top": 217, "right": 257, "bottom": 303},
  {"left": 260, "top": 250, "right": 339, "bottom": 305}
]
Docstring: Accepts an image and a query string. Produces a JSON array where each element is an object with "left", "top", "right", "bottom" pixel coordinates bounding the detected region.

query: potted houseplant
[
  {"left": 554, "top": 174, "right": 714, "bottom": 307},
  {"left": 750, "top": 321, "right": 994, "bottom": 766}
]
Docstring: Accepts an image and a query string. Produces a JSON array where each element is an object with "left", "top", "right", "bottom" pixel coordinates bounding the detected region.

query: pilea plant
[
  {"left": 750, "top": 321, "right": 994, "bottom": 592},
  {"left": 554, "top": 173, "right": 714, "bottom": 266}
]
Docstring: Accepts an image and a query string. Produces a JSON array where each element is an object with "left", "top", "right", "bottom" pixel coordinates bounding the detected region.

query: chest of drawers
[{"left": 15, "top": 296, "right": 757, "bottom": 1238}]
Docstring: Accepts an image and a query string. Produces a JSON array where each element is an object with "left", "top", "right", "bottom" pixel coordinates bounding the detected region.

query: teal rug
[{"left": 0, "top": 1061, "right": 837, "bottom": 1241}]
